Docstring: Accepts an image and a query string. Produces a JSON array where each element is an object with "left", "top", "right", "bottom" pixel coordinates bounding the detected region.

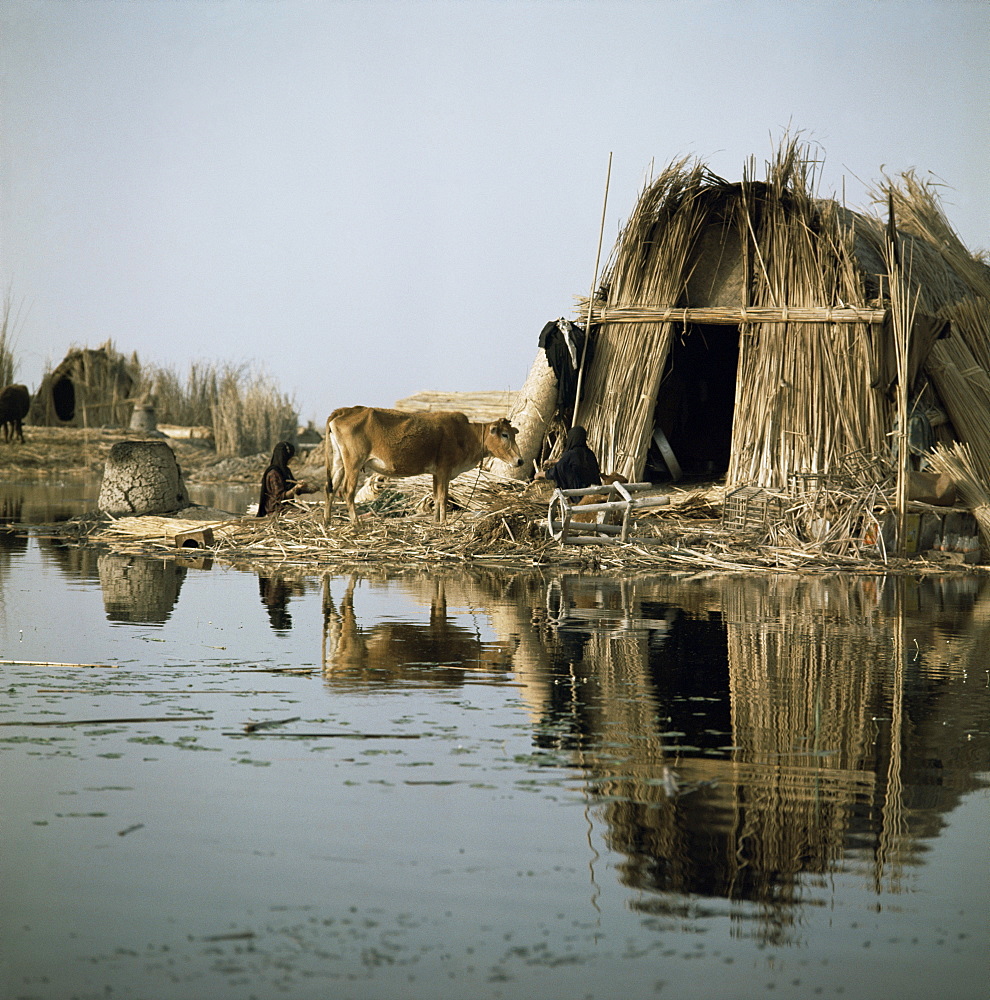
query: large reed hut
[
  {"left": 520, "top": 141, "right": 990, "bottom": 501},
  {"left": 29, "top": 342, "right": 138, "bottom": 428}
]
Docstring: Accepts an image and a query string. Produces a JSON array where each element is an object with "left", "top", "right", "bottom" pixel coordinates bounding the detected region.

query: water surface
[{"left": 1, "top": 483, "right": 987, "bottom": 999}]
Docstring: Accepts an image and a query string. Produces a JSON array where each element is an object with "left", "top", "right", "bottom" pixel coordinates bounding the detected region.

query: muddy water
[{"left": 1, "top": 483, "right": 987, "bottom": 999}]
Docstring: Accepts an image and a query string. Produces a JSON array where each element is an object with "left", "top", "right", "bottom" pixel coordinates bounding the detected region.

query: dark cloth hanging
[
  {"left": 539, "top": 318, "right": 594, "bottom": 422},
  {"left": 257, "top": 441, "right": 299, "bottom": 516},
  {"left": 545, "top": 425, "right": 602, "bottom": 491}
]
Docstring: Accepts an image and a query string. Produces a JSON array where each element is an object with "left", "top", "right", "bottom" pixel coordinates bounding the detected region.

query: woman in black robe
[
  {"left": 541, "top": 425, "right": 602, "bottom": 491},
  {"left": 257, "top": 441, "right": 306, "bottom": 516}
]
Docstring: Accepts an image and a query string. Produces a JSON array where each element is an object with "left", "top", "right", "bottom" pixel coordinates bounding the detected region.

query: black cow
[{"left": 0, "top": 384, "right": 30, "bottom": 443}]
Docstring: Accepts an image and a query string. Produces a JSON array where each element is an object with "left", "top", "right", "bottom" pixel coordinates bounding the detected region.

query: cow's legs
[
  {"left": 433, "top": 474, "right": 449, "bottom": 525},
  {"left": 324, "top": 418, "right": 336, "bottom": 525}
]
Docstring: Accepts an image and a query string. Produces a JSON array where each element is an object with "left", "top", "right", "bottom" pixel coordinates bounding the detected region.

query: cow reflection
[{"left": 322, "top": 575, "right": 513, "bottom": 688}]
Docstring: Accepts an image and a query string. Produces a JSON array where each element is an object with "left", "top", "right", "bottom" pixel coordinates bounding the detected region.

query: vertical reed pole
[
  {"left": 572, "top": 152, "right": 613, "bottom": 427},
  {"left": 885, "top": 193, "right": 917, "bottom": 556}
]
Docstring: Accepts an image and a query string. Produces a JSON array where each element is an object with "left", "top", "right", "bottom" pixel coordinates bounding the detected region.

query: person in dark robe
[
  {"left": 257, "top": 441, "right": 308, "bottom": 516},
  {"left": 537, "top": 425, "right": 602, "bottom": 490}
]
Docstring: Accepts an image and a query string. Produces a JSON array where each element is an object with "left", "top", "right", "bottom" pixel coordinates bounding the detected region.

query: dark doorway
[
  {"left": 52, "top": 376, "right": 75, "bottom": 422},
  {"left": 649, "top": 325, "right": 739, "bottom": 478}
]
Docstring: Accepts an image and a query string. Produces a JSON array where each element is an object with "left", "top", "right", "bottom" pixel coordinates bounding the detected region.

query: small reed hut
[
  {"left": 29, "top": 342, "right": 139, "bottom": 428},
  {"left": 518, "top": 140, "right": 990, "bottom": 504}
]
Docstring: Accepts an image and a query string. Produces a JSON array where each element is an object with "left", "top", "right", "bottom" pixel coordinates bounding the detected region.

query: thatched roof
[
  {"left": 29, "top": 341, "right": 139, "bottom": 428},
  {"left": 571, "top": 139, "right": 990, "bottom": 493}
]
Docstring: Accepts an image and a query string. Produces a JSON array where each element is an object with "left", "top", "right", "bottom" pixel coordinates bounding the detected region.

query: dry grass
[
  {"left": 210, "top": 367, "right": 297, "bottom": 458},
  {"left": 139, "top": 361, "right": 298, "bottom": 457},
  {"left": 1, "top": 288, "right": 23, "bottom": 387},
  {"left": 62, "top": 474, "right": 983, "bottom": 578}
]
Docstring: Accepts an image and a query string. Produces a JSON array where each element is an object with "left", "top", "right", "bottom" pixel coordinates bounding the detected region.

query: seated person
[
  {"left": 257, "top": 441, "right": 311, "bottom": 516},
  {"left": 536, "top": 425, "right": 602, "bottom": 490}
]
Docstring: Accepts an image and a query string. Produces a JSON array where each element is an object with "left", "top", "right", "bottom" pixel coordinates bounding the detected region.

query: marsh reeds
[
  {"left": 140, "top": 361, "right": 298, "bottom": 457},
  {"left": 211, "top": 367, "right": 297, "bottom": 457},
  {"left": 0, "top": 288, "right": 23, "bottom": 386}
]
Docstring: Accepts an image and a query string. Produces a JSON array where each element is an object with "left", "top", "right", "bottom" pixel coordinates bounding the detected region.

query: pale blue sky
[{"left": 2, "top": 0, "right": 988, "bottom": 423}]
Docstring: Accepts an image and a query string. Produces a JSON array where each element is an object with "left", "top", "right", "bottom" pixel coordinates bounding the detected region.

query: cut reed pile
[
  {"left": 392, "top": 390, "right": 518, "bottom": 422},
  {"left": 66, "top": 476, "right": 980, "bottom": 577}
]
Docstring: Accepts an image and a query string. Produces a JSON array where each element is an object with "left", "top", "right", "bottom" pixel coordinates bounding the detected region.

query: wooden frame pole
[{"left": 572, "top": 152, "right": 612, "bottom": 427}]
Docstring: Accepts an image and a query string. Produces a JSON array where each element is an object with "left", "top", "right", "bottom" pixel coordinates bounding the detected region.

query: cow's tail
[{"left": 324, "top": 414, "right": 337, "bottom": 525}]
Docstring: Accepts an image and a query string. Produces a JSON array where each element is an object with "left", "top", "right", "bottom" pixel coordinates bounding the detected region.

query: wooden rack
[{"left": 548, "top": 482, "right": 669, "bottom": 545}]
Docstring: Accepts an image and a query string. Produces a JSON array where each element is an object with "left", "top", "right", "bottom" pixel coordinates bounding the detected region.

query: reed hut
[
  {"left": 521, "top": 140, "right": 990, "bottom": 501},
  {"left": 29, "top": 341, "right": 138, "bottom": 428}
]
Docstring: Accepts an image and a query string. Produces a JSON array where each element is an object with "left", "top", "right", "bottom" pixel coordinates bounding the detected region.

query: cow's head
[{"left": 486, "top": 418, "right": 524, "bottom": 468}]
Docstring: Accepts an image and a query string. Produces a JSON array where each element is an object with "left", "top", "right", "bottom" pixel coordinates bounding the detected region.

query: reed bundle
[
  {"left": 926, "top": 442, "right": 990, "bottom": 549},
  {"left": 941, "top": 296, "right": 990, "bottom": 373},
  {"left": 96, "top": 514, "right": 242, "bottom": 546},
  {"left": 393, "top": 391, "right": 518, "bottom": 422},
  {"left": 575, "top": 158, "right": 715, "bottom": 480},
  {"left": 729, "top": 148, "right": 888, "bottom": 488},
  {"left": 875, "top": 171, "right": 990, "bottom": 302},
  {"left": 924, "top": 334, "right": 990, "bottom": 480}
]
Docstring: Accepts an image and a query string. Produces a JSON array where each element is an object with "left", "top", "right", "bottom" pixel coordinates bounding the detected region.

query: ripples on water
[{"left": 1, "top": 482, "right": 987, "bottom": 999}]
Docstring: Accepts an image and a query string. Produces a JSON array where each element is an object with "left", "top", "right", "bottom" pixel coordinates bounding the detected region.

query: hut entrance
[
  {"left": 648, "top": 324, "right": 739, "bottom": 479},
  {"left": 52, "top": 376, "right": 75, "bottom": 422}
]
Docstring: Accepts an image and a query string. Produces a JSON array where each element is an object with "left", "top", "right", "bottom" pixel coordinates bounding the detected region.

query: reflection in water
[
  {"left": 3, "top": 479, "right": 987, "bottom": 959},
  {"left": 0, "top": 480, "right": 102, "bottom": 525},
  {"left": 258, "top": 573, "right": 304, "bottom": 632},
  {"left": 98, "top": 552, "right": 187, "bottom": 625},
  {"left": 322, "top": 573, "right": 515, "bottom": 688},
  {"left": 36, "top": 534, "right": 103, "bottom": 582},
  {"left": 476, "top": 571, "right": 990, "bottom": 945}
]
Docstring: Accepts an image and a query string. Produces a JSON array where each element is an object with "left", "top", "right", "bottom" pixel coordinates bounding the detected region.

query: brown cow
[{"left": 325, "top": 406, "right": 523, "bottom": 525}]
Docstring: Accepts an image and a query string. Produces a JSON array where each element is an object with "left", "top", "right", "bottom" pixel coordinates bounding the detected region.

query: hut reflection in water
[{"left": 320, "top": 568, "right": 988, "bottom": 946}]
